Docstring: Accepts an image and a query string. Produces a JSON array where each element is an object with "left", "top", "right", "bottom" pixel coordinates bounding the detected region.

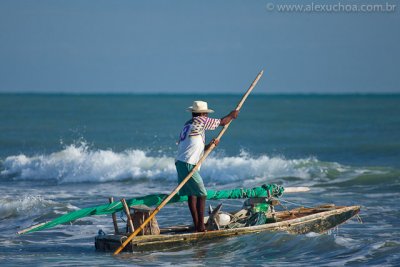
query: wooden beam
[
  {"left": 17, "top": 222, "right": 47, "bottom": 235},
  {"left": 109, "top": 197, "right": 119, "bottom": 234},
  {"left": 121, "top": 198, "right": 134, "bottom": 233},
  {"left": 284, "top": 187, "right": 310, "bottom": 193}
]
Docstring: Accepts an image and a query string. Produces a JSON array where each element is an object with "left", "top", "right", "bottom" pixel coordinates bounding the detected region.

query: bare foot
[{"left": 197, "top": 224, "right": 206, "bottom": 232}]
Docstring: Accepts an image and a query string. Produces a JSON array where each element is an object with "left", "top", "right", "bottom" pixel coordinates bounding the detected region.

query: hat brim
[{"left": 187, "top": 107, "right": 214, "bottom": 113}]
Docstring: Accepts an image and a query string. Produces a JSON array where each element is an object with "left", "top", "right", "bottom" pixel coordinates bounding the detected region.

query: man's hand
[
  {"left": 220, "top": 110, "right": 239, "bottom": 126},
  {"left": 211, "top": 138, "right": 219, "bottom": 146},
  {"left": 205, "top": 139, "right": 219, "bottom": 150},
  {"left": 230, "top": 110, "right": 239, "bottom": 119}
]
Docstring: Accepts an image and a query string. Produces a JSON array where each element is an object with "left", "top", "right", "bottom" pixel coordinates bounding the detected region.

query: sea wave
[
  {"left": 1, "top": 143, "right": 174, "bottom": 183},
  {"left": 0, "top": 143, "right": 396, "bottom": 186},
  {"left": 0, "top": 196, "right": 56, "bottom": 220}
]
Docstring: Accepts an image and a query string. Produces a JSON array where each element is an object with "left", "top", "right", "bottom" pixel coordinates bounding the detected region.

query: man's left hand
[{"left": 211, "top": 138, "right": 219, "bottom": 146}]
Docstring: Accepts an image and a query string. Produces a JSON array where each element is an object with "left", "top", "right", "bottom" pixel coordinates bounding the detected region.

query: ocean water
[{"left": 0, "top": 94, "right": 399, "bottom": 266}]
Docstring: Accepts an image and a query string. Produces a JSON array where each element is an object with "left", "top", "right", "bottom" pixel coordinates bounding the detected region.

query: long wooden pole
[{"left": 113, "top": 70, "right": 264, "bottom": 255}]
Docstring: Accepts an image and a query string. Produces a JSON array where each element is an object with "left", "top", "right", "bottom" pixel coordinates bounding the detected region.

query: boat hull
[{"left": 95, "top": 205, "right": 360, "bottom": 252}]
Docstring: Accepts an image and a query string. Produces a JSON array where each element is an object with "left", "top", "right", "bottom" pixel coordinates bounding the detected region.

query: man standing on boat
[{"left": 176, "top": 100, "right": 238, "bottom": 232}]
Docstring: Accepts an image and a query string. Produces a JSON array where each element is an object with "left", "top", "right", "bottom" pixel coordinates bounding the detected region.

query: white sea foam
[
  {"left": 0, "top": 143, "right": 357, "bottom": 184},
  {"left": 1, "top": 144, "right": 175, "bottom": 183},
  {"left": 305, "top": 232, "right": 322, "bottom": 237},
  {"left": 334, "top": 236, "right": 360, "bottom": 249},
  {"left": 203, "top": 151, "right": 314, "bottom": 185}
]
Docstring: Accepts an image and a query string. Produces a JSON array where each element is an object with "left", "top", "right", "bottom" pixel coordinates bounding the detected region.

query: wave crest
[
  {"left": 1, "top": 144, "right": 175, "bottom": 183},
  {"left": 1, "top": 143, "right": 396, "bottom": 186},
  {"left": 0, "top": 196, "right": 56, "bottom": 220}
]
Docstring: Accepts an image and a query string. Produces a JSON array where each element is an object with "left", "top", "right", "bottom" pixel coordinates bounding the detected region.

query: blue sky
[{"left": 0, "top": 0, "right": 399, "bottom": 93}]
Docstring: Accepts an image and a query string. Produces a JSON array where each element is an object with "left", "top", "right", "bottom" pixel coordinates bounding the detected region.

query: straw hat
[{"left": 187, "top": 100, "right": 214, "bottom": 113}]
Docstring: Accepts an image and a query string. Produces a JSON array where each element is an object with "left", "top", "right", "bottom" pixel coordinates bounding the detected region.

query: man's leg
[
  {"left": 196, "top": 196, "right": 206, "bottom": 232},
  {"left": 188, "top": 196, "right": 198, "bottom": 231}
]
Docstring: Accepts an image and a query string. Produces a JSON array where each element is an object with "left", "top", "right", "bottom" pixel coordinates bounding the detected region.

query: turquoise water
[{"left": 0, "top": 94, "right": 399, "bottom": 266}]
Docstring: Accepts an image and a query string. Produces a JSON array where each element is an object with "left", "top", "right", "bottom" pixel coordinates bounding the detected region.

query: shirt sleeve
[
  {"left": 204, "top": 117, "right": 221, "bottom": 130},
  {"left": 189, "top": 117, "right": 221, "bottom": 137}
]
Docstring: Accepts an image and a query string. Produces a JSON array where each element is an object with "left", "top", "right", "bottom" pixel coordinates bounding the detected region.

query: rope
[
  {"left": 356, "top": 214, "right": 363, "bottom": 224},
  {"left": 277, "top": 200, "right": 290, "bottom": 214},
  {"left": 278, "top": 198, "right": 314, "bottom": 209},
  {"left": 119, "top": 211, "right": 126, "bottom": 223}
]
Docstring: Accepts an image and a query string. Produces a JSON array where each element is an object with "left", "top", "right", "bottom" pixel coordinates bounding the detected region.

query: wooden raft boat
[{"left": 95, "top": 204, "right": 360, "bottom": 252}]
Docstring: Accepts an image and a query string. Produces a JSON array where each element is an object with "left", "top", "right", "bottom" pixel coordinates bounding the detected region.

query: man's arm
[
  {"left": 220, "top": 110, "right": 239, "bottom": 126},
  {"left": 204, "top": 110, "right": 239, "bottom": 150}
]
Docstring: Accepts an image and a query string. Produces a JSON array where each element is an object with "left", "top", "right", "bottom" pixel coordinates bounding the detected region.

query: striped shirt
[{"left": 176, "top": 116, "right": 221, "bottom": 165}]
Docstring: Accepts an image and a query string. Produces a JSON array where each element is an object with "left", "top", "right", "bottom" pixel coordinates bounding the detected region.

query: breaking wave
[
  {"left": 1, "top": 143, "right": 174, "bottom": 183},
  {"left": 0, "top": 196, "right": 56, "bottom": 220},
  {"left": 0, "top": 143, "right": 397, "bottom": 186}
]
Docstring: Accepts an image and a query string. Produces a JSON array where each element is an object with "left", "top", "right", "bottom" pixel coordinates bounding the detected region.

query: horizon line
[{"left": 0, "top": 91, "right": 399, "bottom": 96}]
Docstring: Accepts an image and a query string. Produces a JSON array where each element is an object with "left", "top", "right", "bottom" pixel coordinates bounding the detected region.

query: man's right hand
[
  {"left": 230, "top": 110, "right": 239, "bottom": 119},
  {"left": 220, "top": 110, "right": 239, "bottom": 126}
]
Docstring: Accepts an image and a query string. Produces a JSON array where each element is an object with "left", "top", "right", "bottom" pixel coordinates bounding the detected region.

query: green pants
[{"left": 175, "top": 160, "right": 207, "bottom": 197}]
